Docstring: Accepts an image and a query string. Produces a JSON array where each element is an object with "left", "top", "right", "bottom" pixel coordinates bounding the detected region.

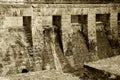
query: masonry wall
[
  {"left": 0, "top": 3, "right": 120, "bottom": 75},
  {"left": 0, "top": 4, "right": 33, "bottom": 75},
  {"left": 32, "top": 4, "right": 120, "bottom": 71},
  {"left": 33, "top": 4, "right": 120, "bottom": 52}
]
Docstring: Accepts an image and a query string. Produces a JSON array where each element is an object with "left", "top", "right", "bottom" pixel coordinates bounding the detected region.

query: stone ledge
[{"left": 84, "top": 55, "right": 120, "bottom": 79}]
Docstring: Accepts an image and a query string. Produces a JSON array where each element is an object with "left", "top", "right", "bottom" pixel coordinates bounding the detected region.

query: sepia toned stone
[{"left": 0, "top": 0, "right": 119, "bottom": 80}]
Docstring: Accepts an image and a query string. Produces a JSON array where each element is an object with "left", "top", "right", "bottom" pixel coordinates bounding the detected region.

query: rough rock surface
[
  {"left": 0, "top": 4, "right": 120, "bottom": 78},
  {"left": 65, "top": 31, "right": 90, "bottom": 70},
  {"left": 0, "top": 5, "right": 33, "bottom": 75},
  {"left": 97, "top": 31, "right": 113, "bottom": 59},
  {"left": 84, "top": 55, "right": 120, "bottom": 80},
  {"left": 1, "top": 70, "right": 80, "bottom": 80}
]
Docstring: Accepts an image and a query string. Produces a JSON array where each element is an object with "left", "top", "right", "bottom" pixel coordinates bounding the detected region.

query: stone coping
[
  {"left": 0, "top": 3, "right": 120, "bottom": 8},
  {"left": 0, "top": 4, "right": 31, "bottom": 8},
  {"left": 32, "top": 3, "right": 120, "bottom": 8}
]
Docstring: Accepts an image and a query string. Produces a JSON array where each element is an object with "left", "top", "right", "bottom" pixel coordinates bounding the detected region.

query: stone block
[
  {"left": 4, "top": 17, "right": 23, "bottom": 27},
  {"left": 0, "top": 77, "right": 9, "bottom": 80},
  {"left": 110, "top": 12, "right": 118, "bottom": 39},
  {"left": 42, "top": 16, "right": 52, "bottom": 26},
  {"left": 88, "top": 11, "right": 97, "bottom": 57}
]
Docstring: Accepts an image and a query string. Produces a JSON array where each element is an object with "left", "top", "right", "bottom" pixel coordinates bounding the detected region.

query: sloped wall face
[{"left": 0, "top": 5, "right": 33, "bottom": 75}]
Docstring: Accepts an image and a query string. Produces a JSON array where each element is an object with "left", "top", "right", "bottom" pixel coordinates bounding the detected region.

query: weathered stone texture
[
  {"left": 97, "top": 31, "right": 114, "bottom": 59},
  {"left": 4, "top": 17, "right": 23, "bottom": 27},
  {"left": 0, "top": 3, "right": 120, "bottom": 76},
  {"left": 88, "top": 9, "right": 98, "bottom": 60},
  {"left": 61, "top": 15, "right": 72, "bottom": 53},
  {"left": 31, "top": 4, "right": 120, "bottom": 72},
  {"left": 84, "top": 55, "right": 120, "bottom": 80},
  {"left": 110, "top": 9, "right": 118, "bottom": 40},
  {"left": 0, "top": 27, "right": 30, "bottom": 75},
  {"left": 0, "top": 5, "right": 33, "bottom": 75},
  {"left": 65, "top": 31, "right": 90, "bottom": 70},
  {"left": 0, "top": 70, "right": 79, "bottom": 80},
  {"left": 32, "top": 9, "right": 43, "bottom": 71},
  {"left": 35, "top": 3, "right": 120, "bottom": 57}
]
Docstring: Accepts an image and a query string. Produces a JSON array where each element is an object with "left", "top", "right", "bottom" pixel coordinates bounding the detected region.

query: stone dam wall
[{"left": 0, "top": 3, "right": 120, "bottom": 76}]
